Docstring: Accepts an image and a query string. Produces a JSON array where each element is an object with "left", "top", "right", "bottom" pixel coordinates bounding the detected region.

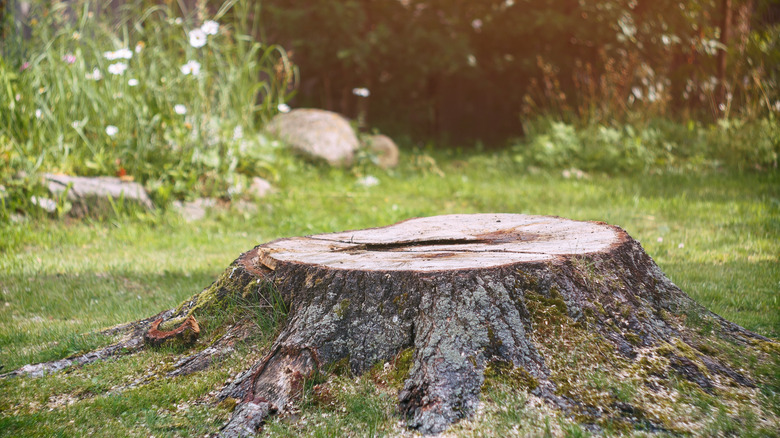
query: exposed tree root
[
  {"left": 0, "top": 309, "right": 173, "bottom": 379},
  {"left": 168, "top": 319, "right": 256, "bottom": 378}
]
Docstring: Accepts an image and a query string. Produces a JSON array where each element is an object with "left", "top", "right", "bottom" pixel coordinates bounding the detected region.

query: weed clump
[{"left": 0, "top": 0, "right": 293, "bottom": 212}]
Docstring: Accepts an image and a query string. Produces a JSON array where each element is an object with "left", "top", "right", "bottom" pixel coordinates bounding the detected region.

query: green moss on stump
[
  {"left": 391, "top": 348, "right": 414, "bottom": 386},
  {"left": 334, "top": 299, "right": 351, "bottom": 318},
  {"left": 483, "top": 360, "right": 539, "bottom": 391}
]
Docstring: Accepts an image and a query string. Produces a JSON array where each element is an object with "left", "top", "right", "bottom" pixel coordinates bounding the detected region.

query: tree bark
[
  {"left": 715, "top": 0, "right": 733, "bottom": 115},
  {"left": 3, "top": 214, "right": 776, "bottom": 436},
  {"left": 216, "top": 214, "right": 772, "bottom": 436}
]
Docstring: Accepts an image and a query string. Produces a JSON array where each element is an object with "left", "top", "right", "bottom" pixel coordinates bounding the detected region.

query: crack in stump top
[{"left": 259, "top": 214, "right": 625, "bottom": 272}]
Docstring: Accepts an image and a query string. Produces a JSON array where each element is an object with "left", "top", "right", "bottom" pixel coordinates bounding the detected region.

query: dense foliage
[
  {"left": 0, "top": 0, "right": 777, "bottom": 220},
  {"left": 513, "top": 116, "right": 779, "bottom": 172},
  {"left": 0, "top": 0, "right": 293, "bottom": 208},
  {"left": 260, "top": 0, "right": 779, "bottom": 143}
]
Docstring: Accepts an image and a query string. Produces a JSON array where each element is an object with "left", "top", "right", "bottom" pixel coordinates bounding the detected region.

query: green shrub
[
  {"left": 513, "top": 115, "right": 779, "bottom": 173},
  {"left": 710, "top": 117, "right": 780, "bottom": 171},
  {"left": 0, "top": 0, "right": 293, "bottom": 208},
  {"left": 520, "top": 121, "right": 581, "bottom": 169}
]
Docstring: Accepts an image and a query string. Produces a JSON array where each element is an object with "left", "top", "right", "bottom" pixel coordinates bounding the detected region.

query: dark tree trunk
[{"left": 715, "top": 0, "right": 733, "bottom": 116}]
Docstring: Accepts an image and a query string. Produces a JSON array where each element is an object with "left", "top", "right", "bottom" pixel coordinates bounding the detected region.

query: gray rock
[
  {"left": 266, "top": 109, "right": 358, "bottom": 167},
  {"left": 44, "top": 174, "right": 153, "bottom": 216},
  {"left": 364, "top": 134, "right": 400, "bottom": 169},
  {"left": 172, "top": 198, "right": 217, "bottom": 222},
  {"left": 248, "top": 177, "right": 272, "bottom": 198},
  {"left": 233, "top": 200, "right": 258, "bottom": 215},
  {"left": 30, "top": 195, "right": 57, "bottom": 213}
]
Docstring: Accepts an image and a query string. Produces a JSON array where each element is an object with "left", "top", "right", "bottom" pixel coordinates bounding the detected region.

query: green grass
[{"left": 1, "top": 151, "right": 778, "bottom": 436}]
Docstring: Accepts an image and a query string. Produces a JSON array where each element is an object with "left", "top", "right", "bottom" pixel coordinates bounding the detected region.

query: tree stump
[
  {"left": 216, "top": 214, "right": 774, "bottom": 436},
  {"left": 4, "top": 214, "right": 776, "bottom": 436}
]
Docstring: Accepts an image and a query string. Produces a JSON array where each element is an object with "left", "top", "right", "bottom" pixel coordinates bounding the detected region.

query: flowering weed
[{"left": 0, "top": 0, "right": 294, "bottom": 209}]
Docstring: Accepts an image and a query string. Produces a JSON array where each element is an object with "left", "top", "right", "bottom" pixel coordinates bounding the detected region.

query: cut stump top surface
[{"left": 259, "top": 214, "right": 626, "bottom": 272}]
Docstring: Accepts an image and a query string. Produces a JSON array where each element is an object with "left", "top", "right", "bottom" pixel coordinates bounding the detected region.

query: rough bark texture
[
  {"left": 3, "top": 214, "right": 777, "bottom": 436},
  {"left": 214, "top": 214, "right": 773, "bottom": 436}
]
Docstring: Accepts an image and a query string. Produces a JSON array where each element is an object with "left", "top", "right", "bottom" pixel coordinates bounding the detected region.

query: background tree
[{"left": 255, "top": 0, "right": 778, "bottom": 143}]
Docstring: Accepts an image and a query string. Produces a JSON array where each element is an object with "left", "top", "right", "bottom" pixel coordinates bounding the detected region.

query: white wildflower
[
  {"left": 678, "top": 243, "right": 684, "bottom": 249},
  {"left": 104, "top": 48, "right": 132, "bottom": 60},
  {"left": 35, "top": 109, "right": 43, "bottom": 119},
  {"left": 174, "top": 104, "right": 187, "bottom": 115},
  {"left": 471, "top": 19, "right": 483, "bottom": 32},
  {"left": 108, "top": 62, "right": 128, "bottom": 75},
  {"left": 357, "top": 175, "right": 379, "bottom": 187},
  {"left": 201, "top": 20, "right": 219, "bottom": 35},
  {"left": 188, "top": 28, "right": 207, "bottom": 48},
  {"left": 135, "top": 42, "right": 144, "bottom": 53},
  {"left": 128, "top": 78, "right": 139, "bottom": 86},
  {"left": 232, "top": 125, "right": 244, "bottom": 140},
  {"left": 180, "top": 60, "right": 201, "bottom": 76},
  {"left": 352, "top": 87, "right": 370, "bottom": 97},
  {"left": 105, "top": 125, "right": 118, "bottom": 136},
  {"left": 86, "top": 68, "right": 102, "bottom": 80},
  {"left": 115, "top": 48, "right": 132, "bottom": 59},
  {"left": 227, "top": 184, "right": 242, "bottom": 198},
  {"left": 277, "top": 103, "right": 291, "bottom": 113},
  {"left": 648, "top": 86, "right": 659, "bottom": 102},
  {"left": 657, "top": 237, "right": 663, "bottom": 243}
]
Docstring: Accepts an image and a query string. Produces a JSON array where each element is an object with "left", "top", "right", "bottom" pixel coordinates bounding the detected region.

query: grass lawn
[{"left": 1, "top": 151, "right": 778, "bottom": 437}]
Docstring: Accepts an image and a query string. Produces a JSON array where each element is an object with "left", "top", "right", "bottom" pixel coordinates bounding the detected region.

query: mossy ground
[{"left": 1, "top": 151, "right": 778, "bottom": 436}]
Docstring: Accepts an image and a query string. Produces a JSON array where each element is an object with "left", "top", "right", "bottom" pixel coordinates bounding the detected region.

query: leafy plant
[
  {"left": 0, "top": 0, "right": 294, "bottom": 211},
  {"left": 513, "top": 115, "right": 779, "bottom": 173}
]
